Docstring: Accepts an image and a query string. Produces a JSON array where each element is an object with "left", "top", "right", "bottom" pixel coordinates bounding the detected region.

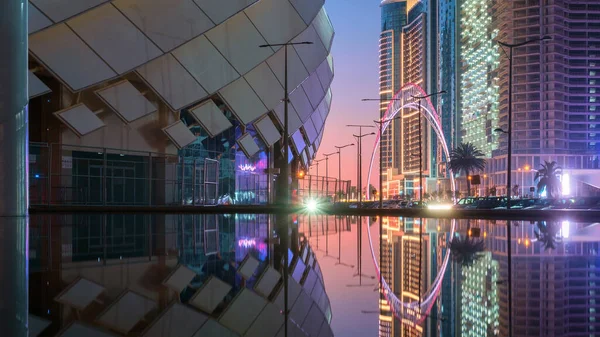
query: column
[{"left": 0, "top": 1, "right": 29, "bottom": 336}]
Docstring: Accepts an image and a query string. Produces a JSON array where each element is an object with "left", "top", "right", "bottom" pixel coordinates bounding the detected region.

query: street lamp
[
  {"left": 334, "top": 143, "right": 355, "bottom": 202},
  {"left": 324, "top": 152, "right": 336, "bottom": 198},
  {"left": 410, "top": 91, "right": 446, "bottom": 204},
  {"left": 352, "top": 132, "right": 377, "bottom": 204},
  {"left": 347, "top": 125, "right": 376, "bottom": 206},
  {"left": 361, "top": 97, "right": 406, "bottom": 209},
  {"left": 312, "top": 158, "right": 326, "bottom": 197},
  {"left": 495, "top": 35, "right": 551, "bottom": 337},
  {"left": 259, "top": 40, "right": 312, "bottom": 337}
]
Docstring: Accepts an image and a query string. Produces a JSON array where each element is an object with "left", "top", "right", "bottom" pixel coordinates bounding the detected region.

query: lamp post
[
  {"left": 361, "top": 97, "right": 407, "bottom": 209},
  {"left": 494, "top": 35, "right": 551, "bottom": 337},
  {"left": 410, "top": 91, "right": 446, "bottom": 204},
  {"left": 334, "top": 143, "right": 355, "bottom": 202},
  {"left": 259, "top": 40, "right": 312, "bottom": 337},
  {"left": 324, "top": 152, "right": 336, "bottom": 199},
  {"left": 312, "top": 158, "right": 326, "bottom": 197},
  {"left": 373, "top": 115, "right": 402, "bottom": 208},
  {"left": 347, "top": 125, "right": 376, "bottom": 207}
]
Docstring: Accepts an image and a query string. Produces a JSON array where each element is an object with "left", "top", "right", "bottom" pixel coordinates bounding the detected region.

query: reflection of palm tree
[
  {"left": 534, "top": 221, "right": 562, "bottom": 250},
  {"left": 535, "top": 161, "right": 562, "bottom": 198},
  {"left": 449, "top": 236, "right": 485, "bottom": 267},
  {"left": 449, "top": 143, "right": 486, "bottom": 196}
]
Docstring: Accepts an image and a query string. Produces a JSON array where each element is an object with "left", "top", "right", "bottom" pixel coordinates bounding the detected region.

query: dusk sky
[{"left": 314, "top": 0, "right": 381, "bottom": 188}]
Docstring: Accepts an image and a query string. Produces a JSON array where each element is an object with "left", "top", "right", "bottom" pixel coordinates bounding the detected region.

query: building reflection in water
[
  {"left": 373, "top": 217, "right": 600, "bottom": 337},
  {"left": 28, "top": 213, "right": 334, "bottom": 337}
]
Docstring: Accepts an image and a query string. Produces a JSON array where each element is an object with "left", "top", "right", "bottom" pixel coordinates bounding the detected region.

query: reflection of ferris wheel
[{"left": 364, "top": 83, "right": 457, "bottom": 325}]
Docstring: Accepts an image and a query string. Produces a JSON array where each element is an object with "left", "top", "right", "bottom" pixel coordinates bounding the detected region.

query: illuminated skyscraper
[
  {"left": 380, "top": 0, "right": 408, "bottom": 185},
  {"left": 457, "top": 0, "right": 600, "bottom": 195},
  {"left": 458, "top": 0, "right": 501, "bottom": 157},
  {"left": 380, "top": 0, "right": 444, "bottom": 199},
  {"left": 459, "top": 252, "right": 500, "bottom": 337}
]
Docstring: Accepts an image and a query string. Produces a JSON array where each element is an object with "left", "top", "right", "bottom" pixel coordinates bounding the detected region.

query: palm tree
[
  {"left": 534, "top": 221, "right": 562, "bottom": 250},
  {"left": 449, "top": 143, "right": 486, "bottom": 196},
  {"left": 535, "top": 161, "right": 562, "bottom": 198}
]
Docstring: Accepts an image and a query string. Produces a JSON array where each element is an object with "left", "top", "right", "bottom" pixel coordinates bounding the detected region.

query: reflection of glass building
[
  {"left": 27, "top": 0, "right": 335, "bottom": 206},
  {"left": 459, "top": 251, "right": 500, "bottom": 337},
  {"left": 29, "top": 213, "right": 335, "bottom": 336}
]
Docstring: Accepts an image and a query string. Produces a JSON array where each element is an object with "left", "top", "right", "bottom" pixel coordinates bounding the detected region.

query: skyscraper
[
  {"left": 458, "top": 0, "right": 501, "bottom": 158},
  {"left": 26, "top": 0, "right": 335, "bottom": 205},
  {"left": 380, "top": 0, "right": 408, "bottom": 186},
  {"left": 457, "top": 0, "right": 600, "bottom": 196},
  {"left": 380, "top": 0, "right": 442, "bottom": 199}
]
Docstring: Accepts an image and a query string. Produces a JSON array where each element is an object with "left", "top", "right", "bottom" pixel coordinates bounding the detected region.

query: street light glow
[{"left": 306, "top": 199, "right": 318, "bottom": 212}]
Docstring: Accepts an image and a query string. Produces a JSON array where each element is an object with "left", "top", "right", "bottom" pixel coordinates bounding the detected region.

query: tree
[
  {"left": 369, "top": 184, "right": 377, "bottom": 200},
  {"left": 534, "top": 221, "right": 562, "bottom": 250},
  {"left": 423, "top": 192, "right": 431, "bottom": 200},
  {"left": 449, "top": 143, "right": 486, "bottom": 197},
  {"left": 535, "top": 161, "right": 562, "bottom": 198}
]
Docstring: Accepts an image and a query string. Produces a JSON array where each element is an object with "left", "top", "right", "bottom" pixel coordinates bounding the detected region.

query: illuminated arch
[{"left": 364, "top": 83, "right": 457, "bottom": 325}]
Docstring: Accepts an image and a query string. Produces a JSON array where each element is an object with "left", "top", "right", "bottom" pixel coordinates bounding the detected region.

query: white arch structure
[{"left": 365, "top": 83, "right": 457, "bottom": 325}]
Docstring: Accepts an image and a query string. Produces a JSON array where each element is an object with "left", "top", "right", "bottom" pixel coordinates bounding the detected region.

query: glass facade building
[
  {"left": 380, "top": 0, "right": 408, "bottom": 180},
  {"left": 27, "top": 0, "right": 336, "bottom": 207}
]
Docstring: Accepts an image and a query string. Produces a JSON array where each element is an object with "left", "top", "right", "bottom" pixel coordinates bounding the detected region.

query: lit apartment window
[
  {"left": 592, "top": 88, "right": 597, "bottom": 93},
  {"left": 591, "top": 97, "right": 597, "bottom": 103},
  {"left": 591, "top": 71, "right": 597, "bottom": 76}
]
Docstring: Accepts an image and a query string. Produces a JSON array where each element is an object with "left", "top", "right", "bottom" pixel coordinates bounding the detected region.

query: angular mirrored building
[{"left": 27, "top": 0, "right": 334, "bottom": 206}]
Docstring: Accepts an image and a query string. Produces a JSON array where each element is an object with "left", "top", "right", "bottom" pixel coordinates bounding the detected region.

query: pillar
[{"left": 0, "top": 0, "right": 29, "bottom": 336}]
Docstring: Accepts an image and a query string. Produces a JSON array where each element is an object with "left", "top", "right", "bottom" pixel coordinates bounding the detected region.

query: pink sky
[{"left": 313, "top": 0, "right": 381, "bottom": 189}]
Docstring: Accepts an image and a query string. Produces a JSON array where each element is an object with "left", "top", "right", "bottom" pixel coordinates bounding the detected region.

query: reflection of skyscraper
[
  {"left": 495, "top": 222, "right": 600, "bottom": 337},
  {"left": 379, "top": 217, "right": 403, "bottom": 337},
  {"left": 460, "top": 251, "right": 500, "bottom": 336},
  {"left": 399, "top": 219, "right": 430, "bottom": 337}
]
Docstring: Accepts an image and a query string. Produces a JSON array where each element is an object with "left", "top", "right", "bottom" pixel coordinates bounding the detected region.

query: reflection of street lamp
[{"left": 495, "top": 35, "right": 551, "bottom": 337}]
